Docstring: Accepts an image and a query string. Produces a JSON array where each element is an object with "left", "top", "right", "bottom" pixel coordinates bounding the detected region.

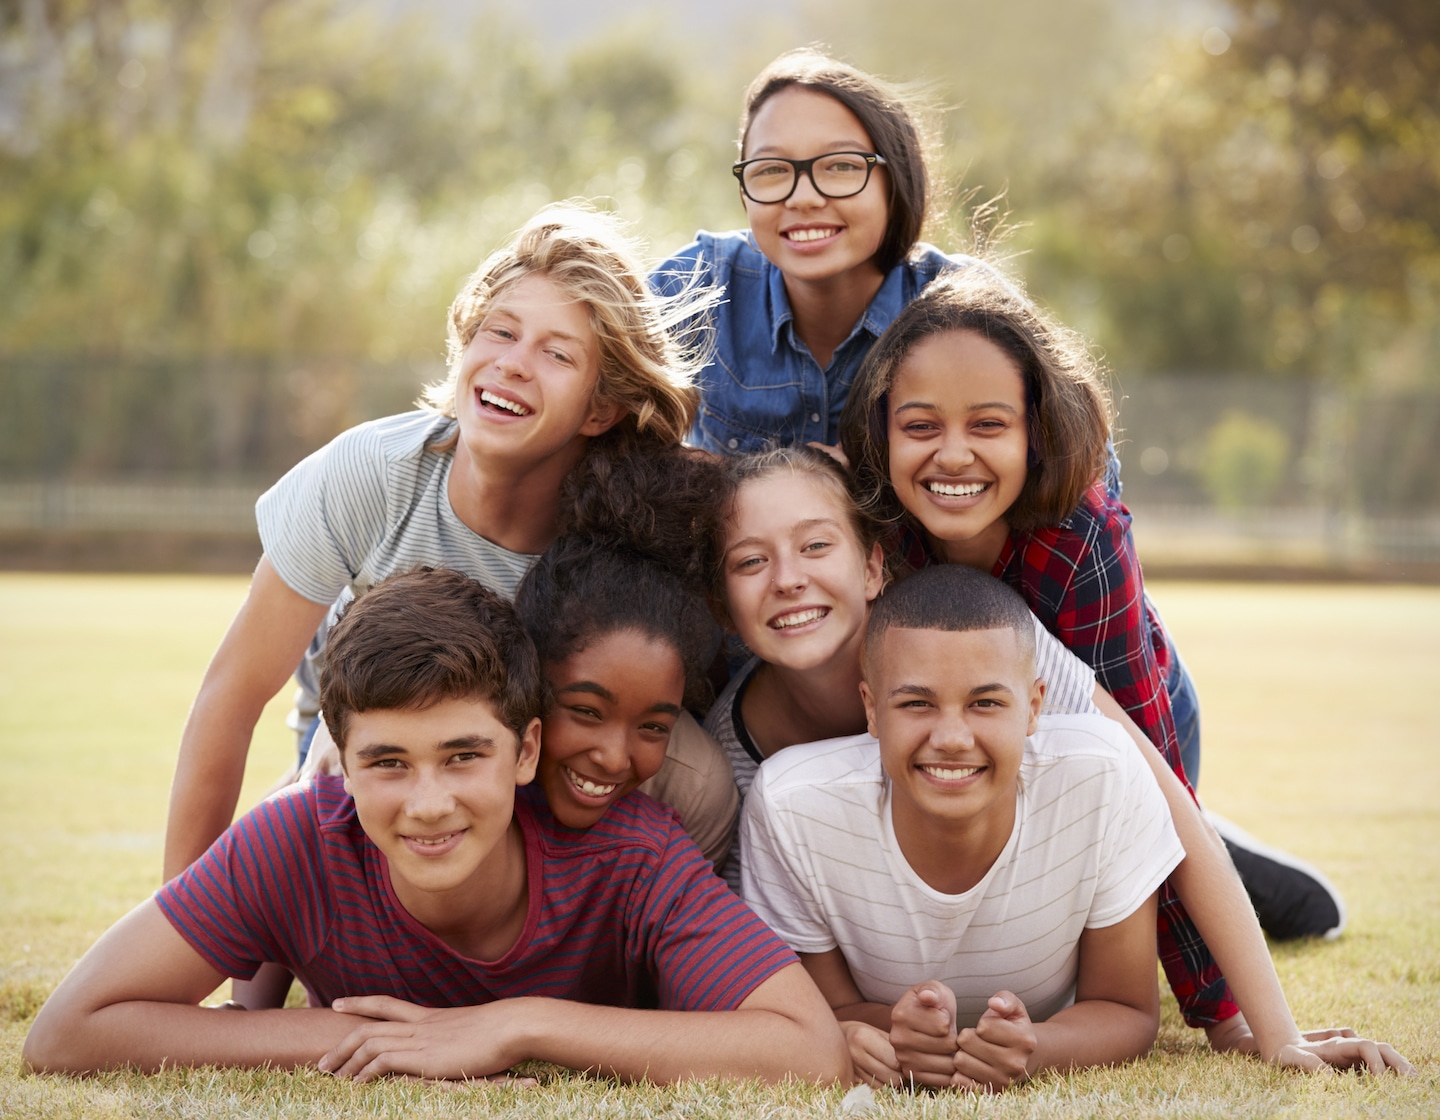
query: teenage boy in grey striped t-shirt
[{"left": 742, "top": 565, "right": 1184, "bottom": 1091}]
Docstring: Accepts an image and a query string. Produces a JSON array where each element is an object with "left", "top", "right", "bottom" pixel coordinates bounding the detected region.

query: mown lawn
[{"left": 1, "top": 574, "right": 1436, "bottom": 1118}]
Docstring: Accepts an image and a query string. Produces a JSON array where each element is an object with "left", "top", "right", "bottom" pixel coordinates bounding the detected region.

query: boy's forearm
[
  {"left": 830, "top": 1000, "right": 894, "bottom": 1032},
  {"left": 164, "top": 709, "right": 258, "bottom": 880},
  {"left": 1025, "top": 999, "right": 1159, "bottom": 1075},
  {"left": 26, "top": 1001, "right": 360, "bottom": 1075},
  {"left": 515, "top": 991, "right": 848, "bottom": 1083}
]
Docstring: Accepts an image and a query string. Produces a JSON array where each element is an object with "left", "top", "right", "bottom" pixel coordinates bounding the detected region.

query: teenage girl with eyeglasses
[{"left": 650, "top": 48, "right": 977, "bottom": 459}]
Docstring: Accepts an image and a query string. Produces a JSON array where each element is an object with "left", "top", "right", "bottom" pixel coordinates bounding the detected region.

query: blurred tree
[
  {"left": 1020, "top": 0, "right": 1440, "bottom": 382},
  {"left": 0, "top": 0, "right": 735, "bottom": 364}
]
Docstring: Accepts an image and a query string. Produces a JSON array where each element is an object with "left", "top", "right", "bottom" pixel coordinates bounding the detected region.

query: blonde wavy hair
[{"left": 420, "top": 202, "right": 714, "bottom": 449}]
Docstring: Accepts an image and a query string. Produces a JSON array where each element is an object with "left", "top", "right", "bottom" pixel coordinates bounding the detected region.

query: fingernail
[
  {"left": 317, "top": 1058, "right": 331, "bottom": 1072},
  {"left": 332, "top": 999, "right": 346, "bottom": 1010}
]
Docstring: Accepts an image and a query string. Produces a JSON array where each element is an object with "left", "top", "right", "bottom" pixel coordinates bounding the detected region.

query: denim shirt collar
[{"left": 765, "top": 257, "right": 917, "bottom": 363}]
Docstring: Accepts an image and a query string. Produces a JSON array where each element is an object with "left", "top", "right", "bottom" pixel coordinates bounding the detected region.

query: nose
[
  {"left": 785, "top": 168, "right": 826, "bottom": 209},
  {"left": 769, "top": 552, "right": 809, "bottom": 594},
  {"left": 932, "top": 428, "right": 974, "bottom": 472},
  {"left": 929, "top": 709, "right": 975, "bottom": 752},
  {"left": 587, "top": 726, "right": 632, "bottom": 780},
  {"left": 493, "top": 342, "right": 533, "bottom": 382},
  {"left": 405, "top": 768, "right": 458, "bottom": 821}
]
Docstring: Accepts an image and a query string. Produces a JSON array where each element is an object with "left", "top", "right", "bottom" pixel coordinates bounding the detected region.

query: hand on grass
[
  {"left": 842, "top": 1020, "right": 903, "bottom": 1088},
  {"left": 1206, "top": 1012, "right": 1414, "bottom": 1075},
  {"left": 889, "top": 980, "right": 958, "bottom": 1088},
  {"left": 320, "top": 994, "right": 526, "bottom": 1083},
  {"left": 953, "top": 991, "right": 1035, "bottom": 1092}
]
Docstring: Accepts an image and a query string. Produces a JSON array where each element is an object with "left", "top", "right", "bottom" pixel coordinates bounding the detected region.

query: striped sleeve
[
  {"left": 255, "top": 419, "right": 396, "bottom": 605},
  {"left": 1086, "top": 727, "right": 1186, "bottom": 928},
  {"left": 155, "top": 790, "right": 327, "bottom": 979},
  {"left": 1032, "top": 615, "right": 1098, "bottom": 715},
  {"left": 739, "top": 762, "right": 839, "bottom": 954},
  {"left": 627, "top": 814, "right": 796, "bottom": 1011}
]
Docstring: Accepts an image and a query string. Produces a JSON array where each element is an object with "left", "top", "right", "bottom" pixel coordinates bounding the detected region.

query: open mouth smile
[
  {"left": 479, "top": 389, "right": 533, "bottom": 417},
  {"left": 782, "top": 226, "right": 840, "bottom": 243},
  {"left": 564, "top": 766, "right": 621, "bottom": 800},
  {"left": 926, "top": 480, "right": 989, "bottom": 498},
  {"left": 401, "top": 829, "right": 466, "bottom": 855},
  {"left": 918, "top": 763, "right": 985, "bottom": 781},
  {"left": 769, "top": 606, "right": 830, "bottom": 630}
]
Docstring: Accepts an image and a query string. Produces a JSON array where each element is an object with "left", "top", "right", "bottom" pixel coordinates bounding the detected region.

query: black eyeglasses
[{"left": 732, "top": 151, "right": 887, "bottom": 204}]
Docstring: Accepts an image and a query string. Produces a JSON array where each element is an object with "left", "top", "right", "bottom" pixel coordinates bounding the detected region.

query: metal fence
[{"left": 3, "top": 359, "right": 1439, "bottom": 569}]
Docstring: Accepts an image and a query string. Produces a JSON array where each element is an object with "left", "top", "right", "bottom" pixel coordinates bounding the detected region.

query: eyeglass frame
[{"left": 731, "top": 151, "right": 888, "bottom": 204}]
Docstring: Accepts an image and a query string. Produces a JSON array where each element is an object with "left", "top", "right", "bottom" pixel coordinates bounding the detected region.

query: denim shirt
[{"left": 650, "top": 229, "right": 977, "bottom": 453}]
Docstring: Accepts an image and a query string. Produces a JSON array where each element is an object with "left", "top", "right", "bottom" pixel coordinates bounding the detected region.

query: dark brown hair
[
  {"left": 321, "top": 567, "right": 546, "bottom": 752},
  {"left": 840, "top": 268, "right": 1111, "bottom": 535},
  {"left": 740, "top": 48, "right": 932, "bottom": 275},
  {"left": 864, "top": 564, "right": 1036, "bottom": 680},
  {"left": 515, "top": 446, "right": 725, "bottom": 714}
]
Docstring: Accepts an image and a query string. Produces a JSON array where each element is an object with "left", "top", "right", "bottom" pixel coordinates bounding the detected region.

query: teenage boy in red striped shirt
[{"left": 24, "top": 569, "right": 846, "bottom": 1085}]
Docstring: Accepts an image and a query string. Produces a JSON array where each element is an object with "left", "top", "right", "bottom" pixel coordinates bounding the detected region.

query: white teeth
[
  {"left": 920, "top": 764, "right": 983, "bottom": 781},
  {"left": 409, "top": 831, "right": 458, "bottom": 847},
  {"left": 770, "top": 607, "right": 828, "bottom": 630},
  {"left": 785, "top": 227, "right": 838, "bottom": 242},
  {"left": 480, "top": 389, "right": 531, "bottom": 416},
  {"left": 566, "top": 768, "right": 619, "bottom": 798},
  {"left": 927, "top": 480, "right": 988, "bottom": 498}
]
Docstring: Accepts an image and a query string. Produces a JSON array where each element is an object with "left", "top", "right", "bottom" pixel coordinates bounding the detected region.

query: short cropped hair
[
  {"left": 740, "top": 49, "right": 933, "bottom": 275},
  {"left": 421, "top": 203, "right": 714, "bottom": 449},
  {"left": 841, "top": 269, "right": 1111, "bottom": 534},
  {"left": 864, "top": 565, "right": 1036, "bottom": 679},
  {"left": 321, "top": 567, "right": 546, "bottom": 751}
]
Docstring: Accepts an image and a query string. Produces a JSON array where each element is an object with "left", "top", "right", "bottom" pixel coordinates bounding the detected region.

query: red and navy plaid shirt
[{"left": 899, "top": 482, "right": 1238, "bottom": 1027}]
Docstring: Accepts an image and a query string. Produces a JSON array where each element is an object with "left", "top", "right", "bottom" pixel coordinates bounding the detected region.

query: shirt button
[
  {"left": 727, "top": 438, "right": 739, "bottom": 450},
  {"left": 810, "top": 413, "right": 821, "bottom": 423}
]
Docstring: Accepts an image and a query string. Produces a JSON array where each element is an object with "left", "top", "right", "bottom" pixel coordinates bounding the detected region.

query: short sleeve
[
  {"left": 154, "top": 791, "right": 327, "bottom": 978},
  {"left": 1086, "top": 736, "right": 1186, "bottom": 928},
  {"left": 625, "top": 816, "right": 795, "bottom": 1011},
  {"left": 1033, "top": 615, "right": 1099, "bottom": 716},
  {"left": 739, "top": 767, "right": 840, "bottom": 954},
  {"left": 255, "top": 422, "right": 393, "bottom": 605}
]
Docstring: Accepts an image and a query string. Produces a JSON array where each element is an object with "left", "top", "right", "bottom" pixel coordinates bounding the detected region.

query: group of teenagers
[{"left": 26, "top": 49, "right": 1413, "bottom": 1087}]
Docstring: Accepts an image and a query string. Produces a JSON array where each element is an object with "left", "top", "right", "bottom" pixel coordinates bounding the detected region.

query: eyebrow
[
  {"left": 352, "top": 734, "right": 496, "bottom": 762},
  {"left": 557, "top": 680, "right": 616, "bottom": 704},
  {"left": 748, "top": 139, "right": 872, "bottom": 158},
  {"left": 886, "top": 682, "right": 1016, "bottom": 700},
  {"left": 725, "top": 517, "right": 844, "bottom": 556},
  {"left": 483, "top": 310, "right": 592, "bottom": 351},
  {"left": 892, "top": 399, "right": 1021, "bottom": 416}
]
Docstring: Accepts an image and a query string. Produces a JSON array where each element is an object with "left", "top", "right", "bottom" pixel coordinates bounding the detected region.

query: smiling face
[
  {"left": 342, "top": 696, "right": 540, "bottom": 913},
  {"left": 861, "top": 625, "right": 1043, "bottom": 882},
  {"left": 741, "top": 86, "right": 889, "bottom": 292},
  {"left": 453, "top": 272, "right": 621, "bottom": 472},
  {"left": 535, "top": 629, "right": 687, "bottom": 831},
  {"left": 722, "top": 471, "right": 885, "bottom": 673},
  {"left": 886, "top": 329, "right": 1031, "bottom": 571}
]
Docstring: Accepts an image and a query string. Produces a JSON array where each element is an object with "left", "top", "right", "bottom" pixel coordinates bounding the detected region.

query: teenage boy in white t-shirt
[{"left": 741, "top": 564, "right": 1184, "bottom": 1090}]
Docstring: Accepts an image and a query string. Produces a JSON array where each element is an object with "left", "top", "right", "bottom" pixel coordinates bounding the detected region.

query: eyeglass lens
[{"left": 740, "top": 154, "right": 875, "bottom": 203}]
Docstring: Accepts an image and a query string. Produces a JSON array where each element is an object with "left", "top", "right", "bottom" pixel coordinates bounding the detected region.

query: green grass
[{"left": 1, "top": 574, "right": 1437, "bottom": 1118}]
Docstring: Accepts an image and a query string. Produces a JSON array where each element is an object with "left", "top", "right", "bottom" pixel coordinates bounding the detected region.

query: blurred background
[{"left": 2, "top": 0, "right": 1437, "bottom": 577}]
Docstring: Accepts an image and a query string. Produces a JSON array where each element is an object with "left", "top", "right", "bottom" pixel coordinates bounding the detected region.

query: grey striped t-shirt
[{"left": 256, "top": 410, "right": 539, "bottom": 715}]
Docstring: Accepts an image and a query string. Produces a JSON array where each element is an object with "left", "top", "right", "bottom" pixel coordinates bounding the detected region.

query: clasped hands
[{"left": 847, "top": 981, "right": 1034, "bottom": 1092}]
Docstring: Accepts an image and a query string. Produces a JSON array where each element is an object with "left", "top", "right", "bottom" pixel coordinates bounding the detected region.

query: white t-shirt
[
  {"left": 741, "top": 714, "right": 1184, "bottom": 1026},
  {"left": 706, "top": 621, "right": 1100, "bottom": 890}
]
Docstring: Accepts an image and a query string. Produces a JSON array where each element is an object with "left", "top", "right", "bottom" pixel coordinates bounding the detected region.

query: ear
[
  {"left": 577, "top": 395, "right": 624, "bottom": 438},
  {"left": 1026, "top": 675, "right": 1045, "bottom": 737},
  {"left": 514, "top": 717, "right": 542, "bottom": 786},
  {"left": 862, "top": 541, "right": 885, "bottom": 603},
  {"left": 859, "top": 679, "right": 880, "bottom": 739}
]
